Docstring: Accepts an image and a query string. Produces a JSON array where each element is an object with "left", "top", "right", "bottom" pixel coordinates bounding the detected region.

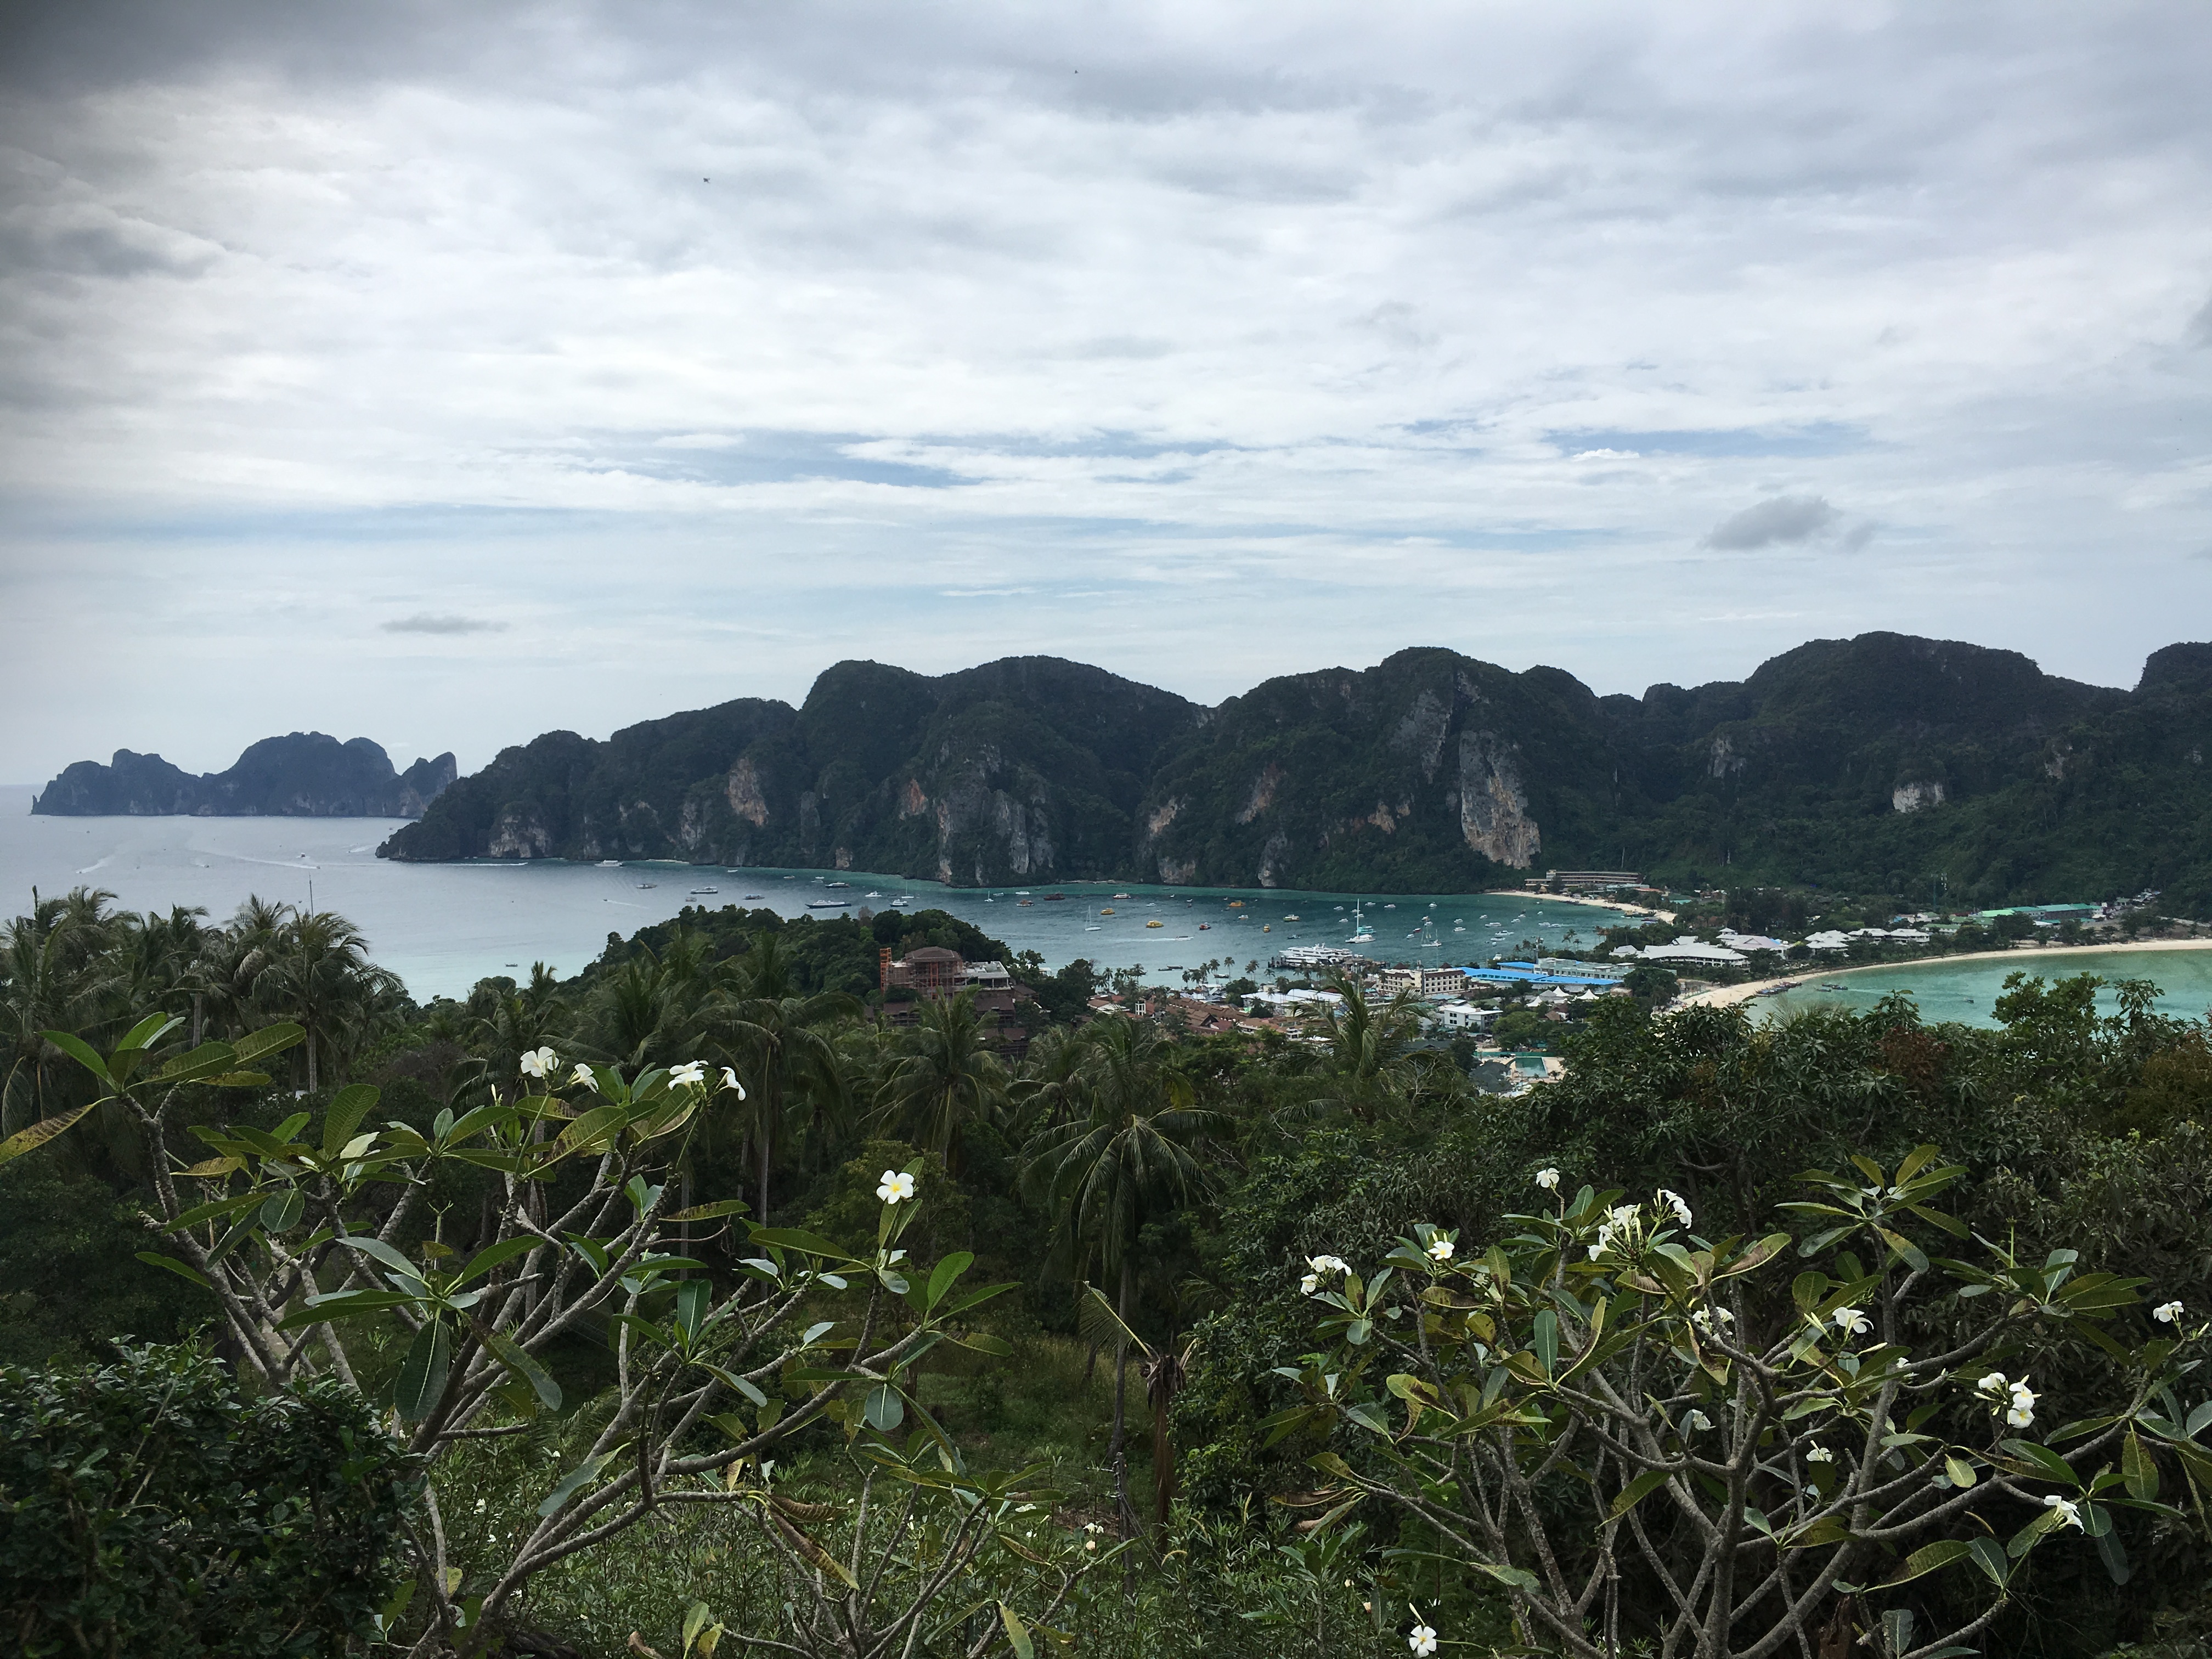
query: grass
[{"left": 423, "top": 1333, "right": 1434, "bottom": 1657}]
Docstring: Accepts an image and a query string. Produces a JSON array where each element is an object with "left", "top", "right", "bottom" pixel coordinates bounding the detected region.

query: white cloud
[{"left": 2, "top": 2, "right": 2211, "bottom": 778}]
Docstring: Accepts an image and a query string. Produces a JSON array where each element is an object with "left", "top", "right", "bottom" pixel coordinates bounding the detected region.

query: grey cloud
[
  {"left": 1704, "top": 496, "right": 1841, "bottom": 551},
  {"left": 382, "top": 614, "right": 507, "bottom": 635}
]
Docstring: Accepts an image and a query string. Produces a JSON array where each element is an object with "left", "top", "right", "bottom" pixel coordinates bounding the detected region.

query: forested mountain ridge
[
  {"left": 34, "top": 734, "right": 457, "bottom": 819},
  {"left": 377, "top": 634, "right": 2212, "bottom": 910}
]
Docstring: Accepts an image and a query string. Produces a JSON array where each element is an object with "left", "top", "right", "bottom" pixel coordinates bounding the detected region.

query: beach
[
  {"left": 1508, "top": 889, "right": 1678, "bottom": 924},
  {"left": 1680, "top": 936, "right": 2212, "bottom": 1011}
]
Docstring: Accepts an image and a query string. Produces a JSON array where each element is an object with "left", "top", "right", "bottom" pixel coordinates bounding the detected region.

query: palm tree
[
  {"left": 1297, "top": 970, "right": 1453, "bottom": 1122},
  {"left": 874, "top": 991, "right": 1008, "bottom": 1172},
  {"left": 697, "top": 932, "right": 857, "bottom": 1224},
  {"left": 196, "top": 896, "right": 292, "bottom": 1045},
  {"left": 0, "top": 888, "right": 123, "bottom": 1136},
  {"left": 254, "top": 909, "right": 401, "bottom": 1091},
  {"left": 463, "top": 964, "right": 573, "bottom": 1101},
  {"left": 1021, "top": 1017, "right": 1221, "bottom": 1528}
]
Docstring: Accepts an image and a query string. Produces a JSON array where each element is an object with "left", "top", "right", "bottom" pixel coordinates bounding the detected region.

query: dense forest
[
  {"left": 374, "top": 635, "right": 2212, "bottom": 912},
  {"left": 4, "top": 889, "right": 2211, "bottom": 1657}
]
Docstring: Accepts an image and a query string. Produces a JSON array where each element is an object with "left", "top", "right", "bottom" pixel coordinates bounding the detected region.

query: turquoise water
[
  {"left": 0, "top": 787, "right": 1617, "bottom": 1001},
  {"left": 1757, "top": 946, "right": 2212, "bottom": 1028}
]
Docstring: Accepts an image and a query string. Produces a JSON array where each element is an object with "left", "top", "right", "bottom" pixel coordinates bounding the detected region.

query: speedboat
[{"left": 690, "top": 887, "right": 718, "bottom": 895}]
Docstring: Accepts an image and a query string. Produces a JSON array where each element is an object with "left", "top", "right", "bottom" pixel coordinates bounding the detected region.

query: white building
[
  {"left": 1243, "top": 988, "right": 1346, "bottom": 1017},
  {"left": 1427, "top": 1000, "right": 1495, "bottom": 1031},
  {"left": 1640, "top": 938, "right": 1748, "bottom": 966},
  {"left": 1804, "top": 930, "right": 1853, "bottom": 952}
]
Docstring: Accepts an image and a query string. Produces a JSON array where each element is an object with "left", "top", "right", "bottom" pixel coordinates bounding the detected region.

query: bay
[
  {"left": 0, "top": 786, "right": 1615, "bottom": 1001},
  {"left": 1756, "top": 945, "right": 2212, "bottom": 1028}
]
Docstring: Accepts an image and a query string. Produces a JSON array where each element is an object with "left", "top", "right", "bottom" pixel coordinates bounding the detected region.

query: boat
[
  {"left": 1147, "top": 919, "right": 1164, "bottom": 928},
  {"left": 690, "top": 887, "right": 719, "bottom": 895},
  {"left": 826, "top": 881, "right": 851, "bottom": 889},
  {"left": 1043, "top": 893, "right": 1067, "bottom": 901},
  {"left": 1100, "top": 908, "right": 1116, "bottom": 916},
  {"left": 1018, "top": 899, "right": 1034, "bottom": 906},
  {"left": 1085, "top": 924, "right": 1102, "bottom": 931},
  {"left": 1283, "top": 914, "right": 1300, "bottom": 921},
  {"left": 865, "top": 891, "right": 882, "bottom": 898},
  {"left": 1113, "top": 893, "right": 1132, "bottom": 899},
  {"left": 806, "top": 899, "right": 850, "bottom": 910},
  {"left": 1384, "top": 903, "right": 1396, "bottom": 910},
  {"left": 637, "top": 883, "right": 657, "bottom": 890},
  {"left": 597, "top": 860, "right": 621, "bottom": 867},
  {"left": 1198, "top": 923, "right": 1210, "bottom": 930},
  {"left": 1261, "top": 924, "right": 1271, "bottom": 933},
  {"left": 743, "top": 894, "right": 764, "bottom": 900}
]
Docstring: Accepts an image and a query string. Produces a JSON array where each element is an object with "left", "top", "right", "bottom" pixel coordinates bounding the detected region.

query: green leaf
[
  {"left": 666, "top": 1198, "right": 751, "bottom": 1223},
  {"left": 321, "top": 1084, "right": 379, "bottom": 1155},
  {"left": 999, "top": 1603, "right": 1036, "bottom": 1659},
  {"left": 1532, "top": 1308, "right": 1559, "bottom": 1377},
  {"left": 1607, "top": 1469, "right": 1671, "bottom": 1520},
  {"left": 116, "top": 1012, "right": 182, "bottom": 1053},
  {"left": 927, "top": 1250, "right": 975, "bottom": 1310},
  {"left": 1944, "top": 1455, "right": 1978, "bottom": 1488},
  {"left": 2122, "top": 1428, "right": 2158, "bottom": 1501},
  {"left": 38, "top": 1029, "right": 114, "bottom": 1085},
  {"left": 863, "top": 1384, "right": 905, "bottom": 1433},
  {"left": 747, "top": 1224, "right": 859, "bottom": 1262},
  {"left": 165, "top": 1189, "right": 265, "bottom": 1231},
  {"left": 230, "top": 1022, "right": 305, "bottom": 1064},
  {"left": 456, "top": 1234, "right": 541, "bottom": 1285},
  {"left": 1876, "top": 1540, "right": 1970, "bottom": 1587},
  {"left": 1999, "top": 1438, "right": 2079, "bottom": 1486},
  {"left": 259, "top": 1187, "right": 304, "bottom": 1233},
  {"left": 278, "top": 1288, "right": 419, "bottom": 1328},
  {"left": 0, "top": 1099, "right": 104, "bottom": 1167},
  {"left": 393, "top": 1319, "right": 454, "bottom": 1420},
  {"left": 1966, "top": 1536, "right": 2010, "bottom": 1588},
  {"left": 336, "top": 1233, "right": 430, "bottom": 1287},
  {"left": 134, "top": 1250, "right": 211, "bottom": 1289},
  {"left": 538, "top": 1452, "right": 614, "bottom": 1517},
  {"left": 486, "top": 1331, "right": 562, "bottom": 1410},
  {"left": 1472, "top": 1560, "right": 1540, "bottom": 1590}
]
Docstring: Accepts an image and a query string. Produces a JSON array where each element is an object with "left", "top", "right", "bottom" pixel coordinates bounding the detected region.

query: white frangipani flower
[
  {"left": 2153, "top": 1300, "right": 2184, "bottom": 1324},
  {"left": 1830, "top": 1306, "right": 1871, "bottom": 1337},
  {"left": 2043, "top": 1494, "right": 2083, "bottom": 1530},
  {"left": 2007, "top": 1379, "right": 2037, "bottom": 1429},
  {"left": 1427, "top": 1237, "right": 1454, "bottom": 1262},
  {"left": 1656, "top": 1188, "right": 1694, "bottom": 1229},
  {"left": 719, "top": 1066, "right": 746, "bottom": 1098},
  {"left": 1977, "top": 1370, "right": 2010, "bottom": 1395},
  {"left": 1683, "top": 1409, "right": 1712, "bottom": 1431},
  {"left": 1300, "top": 1273, "right": 1321, "bottom": 1295},
  {"left": 1805, "top": 1445, "right": 1835, "bottom": 1464},
  {"left": 1408, "top": 1623, "right": 1438, "bottom": 1657},
  {"left": 1534, "top": 1167, "right": 1561, "bottom": 1192},
  {"left": 571, "top": 1063, "right": 599, "bottom": 1092},
  {"left": 518, "top": 1046, "right": 558, "bottom": 1079},
  {"left": 668, "top": 1060, "right": 706, "bottom": 1087},
  {"left": 876, "top": 1169, "right": 916, "bottom": 1204}
]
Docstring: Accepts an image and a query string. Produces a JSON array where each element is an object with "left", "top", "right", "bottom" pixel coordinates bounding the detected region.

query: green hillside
[{"left": 380, "top": 634, "right": 2212, "bottom": 912}]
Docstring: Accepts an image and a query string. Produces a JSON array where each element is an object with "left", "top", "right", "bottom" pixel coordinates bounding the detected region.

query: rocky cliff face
[
  {"left": 33, "top": 735, "right": 456, "bottom": 818},
  {"left": 372, "top": 634, "right": 2212, "bottom": 910}
]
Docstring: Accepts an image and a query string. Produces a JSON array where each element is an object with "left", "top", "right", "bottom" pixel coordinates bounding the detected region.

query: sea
[
  {"left": 0, "top": 786, "right": 1615, "bottom": 1002},
  {"left": 1755, "top": 946, "right": 2212, "bottom": 1029}
]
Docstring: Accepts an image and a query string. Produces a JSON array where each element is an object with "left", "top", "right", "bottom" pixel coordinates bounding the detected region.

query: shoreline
[
  {"left": 1505, "top": 889, "right": 1678, "bottom": 925},
  {"left": 1680, "top": 937, "right": 2212, "bottom": 1010}
]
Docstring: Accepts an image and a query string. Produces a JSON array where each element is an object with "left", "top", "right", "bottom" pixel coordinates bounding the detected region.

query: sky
[{"left": 3, "top": 1, "right": 2210, "bottom": 783}]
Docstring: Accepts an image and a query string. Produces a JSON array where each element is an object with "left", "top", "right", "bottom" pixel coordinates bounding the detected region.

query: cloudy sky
[{"left": 4, "top": 1, "right": 2209, "bottom": 783}]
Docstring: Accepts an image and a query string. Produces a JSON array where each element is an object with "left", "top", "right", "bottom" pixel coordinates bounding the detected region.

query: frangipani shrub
[
  {"left": 1265, "top": 1147, "right": 2209, "bottom": 1659},
  {"left": 27, "top": 1013, "right": 1090, "bottom": 1657}
]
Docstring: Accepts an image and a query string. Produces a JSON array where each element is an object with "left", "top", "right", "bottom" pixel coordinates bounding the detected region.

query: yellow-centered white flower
[
  {"left": 518, "top": 1046, "right": 558, "bottom": 1079},
  {"left": 877, "top": 1169, "right": 916, "bottom": 1204}
]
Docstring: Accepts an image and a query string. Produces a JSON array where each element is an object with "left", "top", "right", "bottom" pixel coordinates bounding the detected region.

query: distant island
[
  {"left": 34, "top": 733, "right": 457, "bottom": 819},
  {"left": 375, "top": 634, "right": 2212, "bottom": 912}
]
